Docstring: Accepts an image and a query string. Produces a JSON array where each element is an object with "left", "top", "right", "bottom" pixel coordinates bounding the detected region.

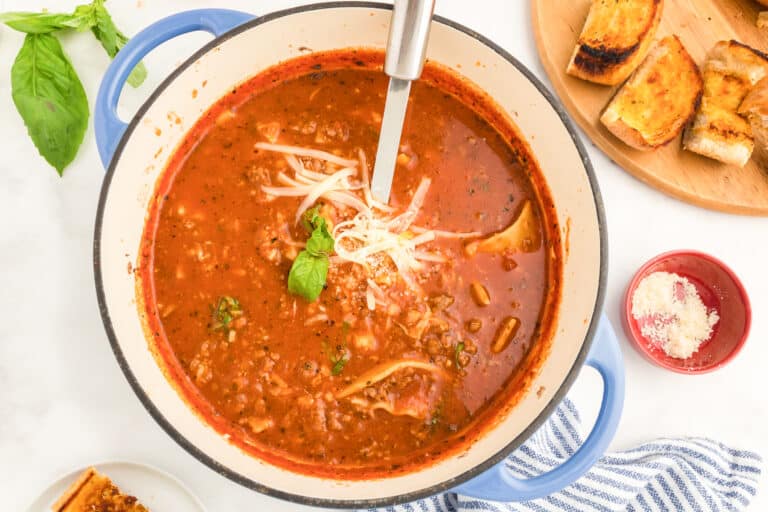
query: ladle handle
[{"left": 384, "top": 0, "right": 436, "bottom": 80}]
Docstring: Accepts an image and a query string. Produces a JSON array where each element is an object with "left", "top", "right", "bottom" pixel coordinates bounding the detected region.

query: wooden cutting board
[{"left": 531, "top": 0, "right": 768, "bottom": 215}]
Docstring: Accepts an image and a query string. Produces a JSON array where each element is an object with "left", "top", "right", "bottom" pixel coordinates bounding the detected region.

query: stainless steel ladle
[{"left": 370, "top": 0, "right": 436, "bottom": 204}]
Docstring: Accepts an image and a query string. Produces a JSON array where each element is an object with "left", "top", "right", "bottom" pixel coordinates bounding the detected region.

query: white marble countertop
[{"left": 1, "top": 0, "right": 766, "bottom": 509}]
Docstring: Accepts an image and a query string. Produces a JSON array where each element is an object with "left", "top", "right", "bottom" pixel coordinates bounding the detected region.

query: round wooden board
[{"left": 531, "top": 0, "right": 768, "bottom": 216}]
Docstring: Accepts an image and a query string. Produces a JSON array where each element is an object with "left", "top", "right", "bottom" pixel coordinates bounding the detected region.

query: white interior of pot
[{"left": 97, "top": 6, "right": 601, "bottom": 501}]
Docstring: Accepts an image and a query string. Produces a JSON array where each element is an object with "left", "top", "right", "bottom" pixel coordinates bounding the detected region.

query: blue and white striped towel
[{"left": 376, "top": 399, "right": 764, "bottom": 512}]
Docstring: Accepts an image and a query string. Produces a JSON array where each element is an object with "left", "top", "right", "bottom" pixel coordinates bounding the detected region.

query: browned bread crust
[
  {"left": 684, "top": 40, "right": 768, "bottom": 166},
  {"left": 601, "top": 36, "right": 703, "bottom": 150},
  {"left": 739, "top": 76, "right": 768, "bottom": 166},
  {"left": 758, "top": 12, "right": 768, "bottom": 29},
  {"left": 567, "top": 0, "right": 664, "bottom": 85},
  {"left": 51, "top": 468, "right": 96, "bottom": 512},
  {"left": 51, "top": 468, "right": 149, "bottom": 512}
]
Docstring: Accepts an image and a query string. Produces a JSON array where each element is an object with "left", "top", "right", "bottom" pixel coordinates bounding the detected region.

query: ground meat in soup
[{"left": 139, "top": 50, "right": 561, "bottom": 478}]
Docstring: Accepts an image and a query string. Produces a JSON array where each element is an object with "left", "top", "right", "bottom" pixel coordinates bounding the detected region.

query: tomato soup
[{"left": 138, "top": 50, "right": 561, "bottom": 478}]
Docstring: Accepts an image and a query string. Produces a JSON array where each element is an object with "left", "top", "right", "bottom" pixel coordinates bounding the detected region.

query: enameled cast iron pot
[{"left": 93, "top": 4, "right": 624, "bottom": 508}]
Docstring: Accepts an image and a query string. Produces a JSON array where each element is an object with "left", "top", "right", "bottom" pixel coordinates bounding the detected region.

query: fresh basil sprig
[
  {"left": 11, "top": 34, "right": 89, "bottom": 175},
  {"left": 87, "top": 2, "right": 147, "bottom": 87},
  {"left": 288, "top": 207, "right": 335, "bottom": 302},
  {"left": 0, "top": 12, "right": 91, "bottom": 33},
  {"left": 0, "top": 0, "right": 147, "bottom": 175}
]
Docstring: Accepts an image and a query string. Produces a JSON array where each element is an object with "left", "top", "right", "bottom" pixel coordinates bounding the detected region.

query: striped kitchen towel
[{"left": 376, "top": 399, "right": 764, "bottom": 512}]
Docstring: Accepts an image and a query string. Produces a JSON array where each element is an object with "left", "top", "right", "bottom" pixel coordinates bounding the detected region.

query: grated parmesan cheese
[{"left": 631, "top": 271, "right": 720, "bottom": 359}]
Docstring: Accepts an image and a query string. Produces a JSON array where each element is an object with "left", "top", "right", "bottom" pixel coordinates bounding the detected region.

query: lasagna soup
[{"left": 139, "top": 50, "right": 561, "bottom": 478}]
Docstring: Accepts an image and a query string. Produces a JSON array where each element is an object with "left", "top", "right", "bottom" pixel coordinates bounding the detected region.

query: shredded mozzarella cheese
[
  {"left": 255, "top": 141, "right": 358, "bottom": 167},
  {"left": 365, "top": 288, "right": 376, "bottom": 311},
  {"left": 257, "top": 142, "right": 476, "bottom": 303}
]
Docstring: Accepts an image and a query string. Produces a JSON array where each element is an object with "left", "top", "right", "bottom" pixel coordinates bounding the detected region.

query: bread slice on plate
[
  {"left": 567, "top": 0, "right": 664, "bottom": 85},
  {"left": 600, "top": 36, "right": 703, "bottom": 150},
  {"left": 739, "top": 76, "right": 768, "bottom": 166},
  {"left": 683, "top": 40, "right": 768, "bottom": 167},
  {"left": 52, "top": 467, "right": 149, "bottom": 512}
]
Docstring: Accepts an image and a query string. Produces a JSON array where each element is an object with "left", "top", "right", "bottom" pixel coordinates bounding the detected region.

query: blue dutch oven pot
[{"left": 93, "top": 5, "right": 624, "bottom": 508}]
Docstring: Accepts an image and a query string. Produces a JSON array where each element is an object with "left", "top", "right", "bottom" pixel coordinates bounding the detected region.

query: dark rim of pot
[{"left": 93, "top": 2, "right": 608, "bottom": 509}]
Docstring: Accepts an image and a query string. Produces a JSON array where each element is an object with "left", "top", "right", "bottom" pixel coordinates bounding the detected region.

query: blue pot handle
[
  {"left": 94, "top": 9, "right": 255, "bottom": 168},
  {"left": 454, "top": 314, "right": 624, "bottom": 501}
]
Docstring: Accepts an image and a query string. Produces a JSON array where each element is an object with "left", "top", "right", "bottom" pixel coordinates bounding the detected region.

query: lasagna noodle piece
[
  {"left": 335, "top": 359, "right": 447, "bottom": 399},
  {"left": 52, "top": 468, "right": 149, "bottom": 512},
  {"left": 464, "top": 200, "right": 540, "bottom": 256}
]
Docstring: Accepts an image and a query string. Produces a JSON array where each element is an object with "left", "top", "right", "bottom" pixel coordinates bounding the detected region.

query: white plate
[{"left": 26, "top": 461, "right": 206, "bottom": 512}]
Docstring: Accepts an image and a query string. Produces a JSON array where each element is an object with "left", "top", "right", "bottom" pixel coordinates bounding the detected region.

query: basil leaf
[
  {"left": 302, "top": 205, "right": 322, "bottom": 231},
  {"left": 11, "top": 33, "right": 89, "bottom": 175},
  {"left": 289, "top": 208, "right": 334, "bottom": 301},
  {"left": 306, "top": 222, "right": 334, "bottom": 255},
  {"left": 302, "top": 206, "right": 334, "bottom": 255},
  {"left": 90, "top": 3, "right": 146, "bottom": 87},
  {"left": 69, "top": 3, "right": 100, "bottom": 31},
  {"left": 288, "top": 251, "right": 329, "bottom": 302},
  {"left": 0, "top": 12, "right": 89, "bottom": 33}
]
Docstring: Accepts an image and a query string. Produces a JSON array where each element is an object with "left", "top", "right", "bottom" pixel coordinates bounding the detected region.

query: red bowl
[{"left": 623, "top": 250, "right": 751, "bottom": 374}]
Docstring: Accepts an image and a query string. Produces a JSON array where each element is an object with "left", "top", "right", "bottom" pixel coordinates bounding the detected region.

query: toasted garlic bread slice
[
  {"left": 683, "top": 40, "right": 768, "bottom": 167},
  {"left": 600, "top": 36, "right": 702, "bottom": 150},
  {"left": 567, "top": 0, "right": 664, "bottom": 85},
  {"left": 739, "top": 76, "right": 768, "bottom": 166},
  {"left": 52, "top": 468, "right": 149, "bottom": 512},
  {"left": 705, "top": 40, "right": 768, "bottom": 85}
]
